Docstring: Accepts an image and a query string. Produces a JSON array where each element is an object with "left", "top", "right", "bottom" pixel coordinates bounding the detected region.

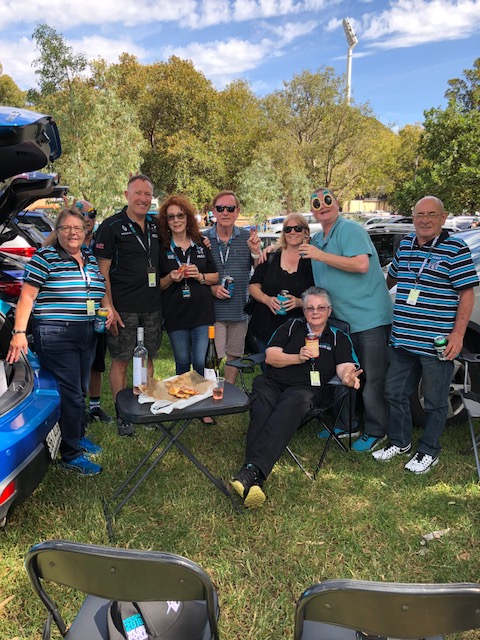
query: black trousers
[{"left": 246, "top": 376, "right": 330, "bottom": 480}]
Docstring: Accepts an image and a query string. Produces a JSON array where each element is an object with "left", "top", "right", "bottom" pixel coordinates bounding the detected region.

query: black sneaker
[
  {"left": 231, "top": 464, "right": 266, "bottom": 508},
  {"left": 117, "top": 416, "right": 135, "bottom": 437},
  {"left": 88, "top": 406, "right": 113, "bottom": 423}
]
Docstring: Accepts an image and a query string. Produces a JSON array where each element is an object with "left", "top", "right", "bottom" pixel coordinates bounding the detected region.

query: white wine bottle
[
  {"left": 204, "top": 325, "right": 219, "bottom": 381},
  {"left": 133, "top": 326, "right": 148, "bottom": 394}
]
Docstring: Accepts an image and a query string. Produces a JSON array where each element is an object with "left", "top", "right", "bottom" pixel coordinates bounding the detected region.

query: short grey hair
[
  {"left": 414, "top": 196, "right": 445, "bottom": 213},
  {"left": 302, "top": 286, "right": 332, "bottom": 308}
]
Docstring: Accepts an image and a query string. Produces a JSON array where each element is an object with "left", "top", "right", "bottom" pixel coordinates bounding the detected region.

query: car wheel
[{"left": 410, "top": 355, "right": 480, "bottom": 426}]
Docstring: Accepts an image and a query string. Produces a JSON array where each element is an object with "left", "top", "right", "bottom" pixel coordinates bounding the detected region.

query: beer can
[
  {"left": 434, "top": 335, "right": 447, "bottom": 360},
  {"left": 94, "top": 308, "right": 109, "bottom": 333},
  {"left": 224, "top": 276, "right": 235, "bottom": 296}
]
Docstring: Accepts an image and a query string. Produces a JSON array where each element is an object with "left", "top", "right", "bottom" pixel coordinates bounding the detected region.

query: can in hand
[
  {"left": 224, "top": 276, "right": 234, "bottom": 296},
  {"left": 434, "top": 335, "right": 448, "bottom": 360},
  {"left": 94, "top": 308, "right": 109, "bottom": 333},
  {"left": 305, "top": 333, "right": 320, "bottom": 358},
  {"left": 276, "top": 289, "right": 289, "bottom": 315}
]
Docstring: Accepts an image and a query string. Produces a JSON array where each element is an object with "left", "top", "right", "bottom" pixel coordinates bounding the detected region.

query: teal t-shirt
[{"left": 311, "top": 216, "right": 392, "bottom": 333}]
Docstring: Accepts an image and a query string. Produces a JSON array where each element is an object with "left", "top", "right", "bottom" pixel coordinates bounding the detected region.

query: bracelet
[
  {"left": 251, "top": 253, "right": 260, "bottom": 259},
  {"left": 199, "top": 274, "right": 206, "bottom": 285},
  {"left": 12, "top": 330, "right": 26, "bottom": 335}
]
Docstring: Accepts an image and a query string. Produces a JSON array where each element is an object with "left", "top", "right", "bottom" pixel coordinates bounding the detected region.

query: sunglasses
[
  {"left": 311, "top": 191, "right": 334, "bottom": 210},
  {"left": 84, "top": 208, "right": 97, "bottom": 219},
  {"left": 166, "top": 212, "right": 186, "bottom": 221},
  {"left": 284, "top": 225, "right": 307, "bottom": 233},
  {"left": 215, "top": 205, "right": 236, "bottom": 213}
]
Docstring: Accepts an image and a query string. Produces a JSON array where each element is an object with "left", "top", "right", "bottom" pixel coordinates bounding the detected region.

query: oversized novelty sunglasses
[
  {"left": 166, "top": 212, "right": 186, "bottom": 221},
  {"left": 311, "top": 191, "right": 334, "bottom": 210},
  {"left": 84, "top": 208, "right": 97, "bottom": 219},
  {"left": 215, "top": 205, "right": 236, "bottom": 213},
  {"left": 284, "top": 225, "right": 307, "bottom": 233}
]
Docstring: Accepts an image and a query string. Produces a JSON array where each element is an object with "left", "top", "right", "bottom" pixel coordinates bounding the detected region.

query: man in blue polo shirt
[
  {"left": 374, "top": 196, "right": 479, "bottom": 473},
  {"left": 299, "top": 188, "right": 393, "bottom": 452},
  {"left": 203, "top": 191, "right": 260, "bottom": 384}
]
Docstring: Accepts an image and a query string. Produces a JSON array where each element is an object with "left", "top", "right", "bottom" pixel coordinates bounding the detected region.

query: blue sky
[{"left": 1, "top": 0, "right": 479, "bottom": 129}]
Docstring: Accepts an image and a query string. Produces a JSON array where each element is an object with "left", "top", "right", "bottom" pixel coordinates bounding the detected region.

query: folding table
[{"left": 103, "top": 383, "right": 250, "bottom": 539}]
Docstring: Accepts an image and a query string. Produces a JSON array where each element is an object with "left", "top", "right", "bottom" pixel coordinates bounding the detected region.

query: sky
[{"left": 0, "top": 0, "right": 479, "bottom": 130}]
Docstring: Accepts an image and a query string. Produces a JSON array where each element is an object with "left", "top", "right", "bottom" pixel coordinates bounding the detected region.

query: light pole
[{"left": 342, "top": 18, "right": 358, "bottom": 105}]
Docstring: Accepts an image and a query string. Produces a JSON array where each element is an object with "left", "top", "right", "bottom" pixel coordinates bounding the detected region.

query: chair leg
[
  {"left": 468, "top": 416, "right": 480, "bottom": 481},
  {"left": 286, "top": 446, "right": 314, "bottom": 480}
]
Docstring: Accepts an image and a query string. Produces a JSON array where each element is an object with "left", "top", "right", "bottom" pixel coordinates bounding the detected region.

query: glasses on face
[
  {"left": 84, "top": 208, "right": 97, "bottom": 219},
  {"left": 215, "top": 205, "right": 236, "bottom": 213},
  {"left": 58, "top": 226, "right": 85, "bottom": 235},
  {"left": 304, "top": 305, "right": 331, "bottom": 313},
  {"left": 412, "top": 212, "right": 442, "bottom": 220},
  {"left": 284, "top": 225, "right": 307, "bottom": 233},
  {"left": 166, "top": 212, "right": 186, "bottom": 221},
  {"left": 311, "top": 191, "right": 334, "bottom": 210}
]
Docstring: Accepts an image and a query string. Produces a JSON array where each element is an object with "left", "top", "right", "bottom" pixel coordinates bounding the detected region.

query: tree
[
  {"left": 29, "top": 26, "right": 144, "bottom": 216},
  {"left": 237, "top": 152, "right": 284, "bottom": 220},
  {"left": 0, "top": 64, "right": 26, "bottom": 106},
  {"left": 445, "top": 57, "right": 480, "bottom": 113}
]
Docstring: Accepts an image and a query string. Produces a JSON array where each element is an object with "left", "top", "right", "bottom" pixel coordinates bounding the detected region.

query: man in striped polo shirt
[
  {"left": 374, "top": 196, "right": 479, "bottom": 473},
  {"left": 203, "top": 191, "right": 260, "bottom": 384}
]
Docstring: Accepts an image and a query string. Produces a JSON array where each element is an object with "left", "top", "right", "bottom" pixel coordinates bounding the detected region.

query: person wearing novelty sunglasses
[
  {"left": 297, "top": 188, "right": 392, "bottom": 454},
  {"left": 203, "top": 191, "right": 261, "bottom": 384}
]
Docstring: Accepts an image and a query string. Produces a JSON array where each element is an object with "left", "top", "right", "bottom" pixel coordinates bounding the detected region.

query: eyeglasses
[
  {"left": 58, "top": 226, "right": 85, "bottom": 235},
  {"left": 284, "top": 225, "right": 307, "bottom": 233},
  {"left": 84, "top": 208, "right": 97, "bottom": 219},
  {"left": 412, "top": 212, "right": 442, "bottom": 220},
  {"left": 304, "top": 305, "right": 331, "bottom": 313},
  {"left": 215, "top": 205, "right": 236, "bottom": 213},
  {"left": 311, "top": 191, "right": 334, "bottom": 210},
  {"left": 166, "top": 212, "right": 186, "bottom": 221}
]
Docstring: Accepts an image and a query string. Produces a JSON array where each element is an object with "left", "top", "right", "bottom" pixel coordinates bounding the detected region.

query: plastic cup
[{"left": 213, "top": 377, "right": 225, "bottom": 400}]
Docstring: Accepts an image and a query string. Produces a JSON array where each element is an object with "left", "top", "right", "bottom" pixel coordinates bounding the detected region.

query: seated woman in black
[{"left": 231, "top": 286, "right": 361, "bottom": 508}]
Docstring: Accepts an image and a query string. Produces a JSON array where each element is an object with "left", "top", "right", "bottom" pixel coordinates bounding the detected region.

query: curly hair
[{"left": 157, "top": 195, "right": 203, "bottom": 248}]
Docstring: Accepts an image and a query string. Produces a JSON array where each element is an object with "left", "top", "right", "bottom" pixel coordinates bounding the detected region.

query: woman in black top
[
  {"left": 248, "top": 213, "right": 314, "bottom": 354},
  {"left": 158, "top": 195, "right": 218, "bottom": 377}
]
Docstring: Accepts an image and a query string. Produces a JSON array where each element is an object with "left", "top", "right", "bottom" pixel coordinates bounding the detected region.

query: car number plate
[{"left": 45, "top": 422, "right": 61, "bottom": 460}]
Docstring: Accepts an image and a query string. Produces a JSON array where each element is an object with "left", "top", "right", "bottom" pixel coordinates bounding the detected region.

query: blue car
[{"left": 0, "top": 106, "right": 62, "bottom": 526}]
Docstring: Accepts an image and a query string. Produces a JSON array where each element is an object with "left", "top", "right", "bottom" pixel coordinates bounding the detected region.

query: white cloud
[
  {"left": 360, "top": 0, "right": 480, "bottom": 48},
  {"left": 0, "top": 37, "right": 37, "bottom": 89}
]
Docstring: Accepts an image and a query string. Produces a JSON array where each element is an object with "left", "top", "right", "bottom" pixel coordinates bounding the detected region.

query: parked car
[
  {"left": 0, "top": 251, "right": 25, "bottom": 303},
  {"left": 0, "top": 106, "right": 62, "bottom": 526},
  {"left": 14, "top": 208, "right": 55, "bottom": 237}
]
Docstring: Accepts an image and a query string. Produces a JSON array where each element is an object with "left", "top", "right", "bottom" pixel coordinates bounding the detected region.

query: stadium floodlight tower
[{"left": 342, "top": 17, "right": 358, "bottom": 105}]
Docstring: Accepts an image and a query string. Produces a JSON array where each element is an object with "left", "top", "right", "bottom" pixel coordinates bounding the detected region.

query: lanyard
[
  {"left": 408, "top": 234, "right": 440, "bottom": 285},
  {"left": 216, "top": 231, "right": 233, "bottom": 269},
  {"left": 170, "top": 239, "right": 193, "bottom": 267},
  {"left": 127, "top": 220, "right": 152, "bottom": 268},
  {"left": 78, "top": 263, "right": 92, "bottom": 298}
]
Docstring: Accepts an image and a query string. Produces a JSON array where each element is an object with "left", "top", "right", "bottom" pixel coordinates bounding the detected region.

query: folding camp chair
[
  {"left": 293, "top": 578, "right": 480, "bottom": 640},
  {"left": 229, "top": 319, "right": 355, "bottom": 479},
  {"left": 458, "top": 352, "right": 480, "bottom": 481},
  {"left": 25, "top": 539, "right": 220, "bottom": 640}
]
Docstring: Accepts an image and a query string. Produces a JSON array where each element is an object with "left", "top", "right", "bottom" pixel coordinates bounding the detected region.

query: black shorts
[{"left": 107, "top": 310, "right": 163, "bottom": 361}]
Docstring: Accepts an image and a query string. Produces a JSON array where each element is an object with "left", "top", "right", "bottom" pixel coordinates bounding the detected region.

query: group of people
[{"left": 6, "top": 176, "right": 479, "bottom": 506}]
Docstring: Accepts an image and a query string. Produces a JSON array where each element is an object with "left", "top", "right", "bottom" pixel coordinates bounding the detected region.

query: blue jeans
[
  {"left": 350, "top": 325, "right": 390, "bottom": 437},
  {"left": 168, "top": 325, "right": 209, "bottom": 376},
  {"left": 385, "top": 346, "right": 454, "bottom": 457},
  {"left": 33, "top": 320, "right": 96, "bottom": 462}
]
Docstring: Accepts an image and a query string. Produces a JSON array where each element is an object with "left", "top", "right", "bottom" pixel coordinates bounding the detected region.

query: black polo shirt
[
  {"left": 94, "top": 207, "right": 162, "bottom": 313},
  {"left": 266, "top": 318, "right": 357, "bottom": 387}
]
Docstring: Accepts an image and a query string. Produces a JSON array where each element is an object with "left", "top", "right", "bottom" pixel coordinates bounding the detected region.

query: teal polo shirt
[{"left": 310, "top": 216, "right": 392, "bottom": 333}]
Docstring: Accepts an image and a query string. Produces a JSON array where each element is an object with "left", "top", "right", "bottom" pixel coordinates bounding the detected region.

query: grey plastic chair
[
  {"left": 25, "top": 539, "right": 220, "bottom": 639},
  {"left": 458, "top": 353, "right": 480, "bottom": 481},
  {"left": 294, "top": 579, "right": 480, "bottom": 640}
]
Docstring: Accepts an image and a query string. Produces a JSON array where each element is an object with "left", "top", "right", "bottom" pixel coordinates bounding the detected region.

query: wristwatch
[
  {"left": 199, "top": 274, "right": 206, "bottom": 285},
  {"left": 12, "top": 330, "right": 26, "bottom": 335}
]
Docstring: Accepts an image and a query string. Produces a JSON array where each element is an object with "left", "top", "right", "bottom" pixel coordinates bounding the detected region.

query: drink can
[
  {"left": 94, "top": 308, "right": 108, "bottom": 333},
  {"left": 434, "top": 335, "right": 447, "bottom": 360},
  {"left": 277, "top": 289, "right": 289, "bottom": 315},
  {"left": 305, "top": 333, "right": 320, "bottom": 358},
  {"left": 224, "top": 276, "right": 234, "bottom": 296}
]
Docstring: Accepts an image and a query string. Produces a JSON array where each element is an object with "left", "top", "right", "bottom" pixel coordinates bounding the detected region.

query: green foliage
[
  {"left": 237, "top": 152, "right": 284, "bottom": 219},
  {"left": 0, "top": 64, "right": 26, "bottom": 106}
]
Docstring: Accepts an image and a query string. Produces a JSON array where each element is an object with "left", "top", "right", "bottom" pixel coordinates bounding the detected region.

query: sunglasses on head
[
  {"left": 166, "top": 212, "right": 186, "bottom": 221},
  {"left": 215, "top": 205, "right": 236, "bottom": 213},
  {"left": 311, "top": 191, "right": 334, "bottom": 210},
  {"left": 284, "top": 225, "right": 307, "bottom": 233},
  {"left": 84, "top": 208, "right": 97, "bottom": 219}
]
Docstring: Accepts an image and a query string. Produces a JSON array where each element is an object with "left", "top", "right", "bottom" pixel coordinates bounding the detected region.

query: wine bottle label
[
  {"left": 133, "top": 357, "right": 147, "bottom": 386},
  {"left": 204, "top": 368, "right": 217, "bottom": 382}
]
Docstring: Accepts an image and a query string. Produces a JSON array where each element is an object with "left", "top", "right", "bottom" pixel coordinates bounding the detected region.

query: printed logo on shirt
[
  {"left": 95, "top": 242, "right": 105, "bottom": 250},
  {"left": 428, "top": 258, "right": 443, "bottom": 271},
  {"left": 319, "top": 342, "right": 332, "bottom": 351}
]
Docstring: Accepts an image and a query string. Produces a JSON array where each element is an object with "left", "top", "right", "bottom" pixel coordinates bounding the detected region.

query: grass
[{"left": 1, "top": 338, "right": 480, "bottom": 639}]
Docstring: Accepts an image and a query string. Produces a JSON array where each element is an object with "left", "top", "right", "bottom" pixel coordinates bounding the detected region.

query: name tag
[
  {"left": 148, "top": 268, "right": 156, "bottom": 288},
  {"left": 310, "top": 370, "right": 321, "bottom": 386},
  {"left": 407, "top": 289, "right": 420, "bottom": 306},
  {"left": 86, "top": 299, "right": 95, "bottom": 316}
]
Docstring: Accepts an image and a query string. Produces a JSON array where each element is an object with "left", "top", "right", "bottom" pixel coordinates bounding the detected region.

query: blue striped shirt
[
  {"left": 24, "top": 243, "right": 106, "bottom": 322},
  {"left": 389, "top": 230, "right": 479, "bottom": 357}
]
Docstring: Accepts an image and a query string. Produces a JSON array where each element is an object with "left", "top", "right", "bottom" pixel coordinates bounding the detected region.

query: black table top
[{"left": 116, "top": 382, "right": 250, "bottom": 424}]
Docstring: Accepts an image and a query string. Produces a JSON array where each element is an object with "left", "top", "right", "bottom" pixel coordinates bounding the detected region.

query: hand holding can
[{"left": 305, "top": 333, "right": 320, "bottom": 358}]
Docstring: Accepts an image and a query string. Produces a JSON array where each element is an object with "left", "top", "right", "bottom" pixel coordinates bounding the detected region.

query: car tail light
[
  {"left": 0, "top": 480, "right": 15, "bottom": 506},
  {"left": 0, "top": 281, "right": 22, "bottom": 298},
  {"left": 0, "top": 247, "right": 36, "bottom": 258}
]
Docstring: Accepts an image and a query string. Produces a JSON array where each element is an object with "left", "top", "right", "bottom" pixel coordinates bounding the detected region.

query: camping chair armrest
[
  {"left": 459, "top": 352, "right": 480, "bottom": 364},
  {"left": 228, "top": 352, "right": 266, "bottom": 372}
]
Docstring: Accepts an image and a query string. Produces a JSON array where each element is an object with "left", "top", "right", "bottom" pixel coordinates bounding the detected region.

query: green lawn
[{"left": 1, "top": 339, "right": 480, "bottom": 639}]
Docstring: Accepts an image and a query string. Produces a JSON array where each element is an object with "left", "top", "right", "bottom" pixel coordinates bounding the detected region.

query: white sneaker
[
  {"left": 372, "top": 443, "right": 411, "bottom": 461},
  {"left": 404, "top": 452, "right": 438, "bottom": 474}
]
